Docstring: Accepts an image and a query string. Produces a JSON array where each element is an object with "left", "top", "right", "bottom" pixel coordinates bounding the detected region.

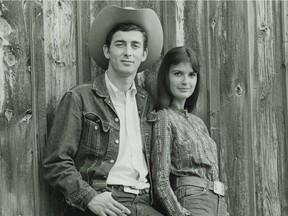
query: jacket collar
[{"left": 92, "top": 72, "right": 147, "bottom": 99}]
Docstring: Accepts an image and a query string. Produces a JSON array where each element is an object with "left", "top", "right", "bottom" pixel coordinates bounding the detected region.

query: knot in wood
[
  {"left": 258, "top": 23, "right": 270, "bottom": 39},
  {"left": 235, "top": 84, "right": 243, "bottom": 97}
]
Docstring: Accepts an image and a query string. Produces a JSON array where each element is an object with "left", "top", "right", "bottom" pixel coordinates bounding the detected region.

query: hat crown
[
  {"left": 123, "top": 7, "right": 135, "bottom": 10},
  {"left": 88, "top": 5, "right": 163, "bottom": 72}
]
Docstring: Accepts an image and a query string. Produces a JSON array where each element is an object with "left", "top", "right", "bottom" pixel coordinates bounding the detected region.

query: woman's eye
[
  {"left": 189, "top": 72, "right": 197, "bottom": 77},
  {"left": 174, "top": 72, "right": 182, "bottom": 76}
]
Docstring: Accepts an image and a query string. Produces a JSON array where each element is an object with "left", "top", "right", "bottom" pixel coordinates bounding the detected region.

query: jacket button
[
  {"left": 110, "top": 160, "right": 115, "bottom": 164},
  {"left": 114, "top": 118, "right": 119, "bottom": 122},
  {"left": 94, "top": 125, "right": 99, "bottom": 130},
  {"left": 115, "top": 139, "right": 119, "bottom": 144}
]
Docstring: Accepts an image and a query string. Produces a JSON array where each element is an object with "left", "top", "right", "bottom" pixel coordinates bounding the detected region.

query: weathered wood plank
[
  {"left": 43, "top": 0, "right": 77, "bottom": 126},
  {"left": 76, "top": 1, "right": 91, "bottom": 84},
  {"left": 280, "top": 1, "right": 288, "bottom": 215},
  {"left": 29, "top": 1, "right": 54, "bottom": 216},
  {"left": 161, "top": 0, "right": 177, "bottom": 53},
  {"left": 208, "top": 1, "right": 253, "bottom": 215},
  {"left": 0, "top": 1, "right": 34, "bottom": 215},
  {"left": 251, "top": 1, "right": 283, "bottom": 215}
]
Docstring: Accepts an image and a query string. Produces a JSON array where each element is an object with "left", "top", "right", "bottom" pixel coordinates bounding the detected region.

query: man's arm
[
  {"left": 43, "top": 91, "right": 130, "bottom": 215},
  {"left": 43, "top": 91, "right": 98, "bottom": 210}
]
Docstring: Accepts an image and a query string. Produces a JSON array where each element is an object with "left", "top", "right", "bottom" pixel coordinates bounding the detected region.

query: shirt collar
[{"left": 105, "top": 71, "right": 137, "bottom": 99}]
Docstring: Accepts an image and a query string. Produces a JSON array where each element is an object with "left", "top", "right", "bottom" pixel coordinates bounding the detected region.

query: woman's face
[{"left": 168, "top": 61, "right": 198, "bottom": 107}]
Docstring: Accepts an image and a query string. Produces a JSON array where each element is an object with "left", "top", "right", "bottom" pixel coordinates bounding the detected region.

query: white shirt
[{"left": 105, "top": 72, "right": 149, "bottom": 189}]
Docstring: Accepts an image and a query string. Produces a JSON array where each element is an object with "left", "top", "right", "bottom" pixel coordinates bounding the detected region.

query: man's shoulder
[{"left": 69, "top": 82, "right": 94, "bottom": 94}]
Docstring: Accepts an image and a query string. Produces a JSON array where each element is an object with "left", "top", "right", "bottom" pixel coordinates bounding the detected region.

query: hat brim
[{"left": 88, "top": 5, "right": 163, "bottom": 72}]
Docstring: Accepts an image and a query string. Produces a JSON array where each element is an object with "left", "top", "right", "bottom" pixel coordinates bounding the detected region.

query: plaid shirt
[{"left": 152, "top": 107, "right": 219, "bottom": 216}]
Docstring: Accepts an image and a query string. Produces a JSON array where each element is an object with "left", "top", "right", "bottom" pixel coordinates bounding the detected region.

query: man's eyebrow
[
  {"left": 114, "top": 40, "right": 126, "bottom": 43},
  {"left": 113, "top": 40, "right": 142, "bottom": 45},
  {"left": 131, "top": 41, "right": 142, "bottom": 44}
]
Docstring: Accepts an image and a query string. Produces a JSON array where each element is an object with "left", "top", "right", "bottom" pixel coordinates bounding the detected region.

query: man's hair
[
  {"left": 155, "top": 46, "right": 201, "bottom": 113},
  {"left": 105, "top": 23, "right": 148, "bottom": 50}
]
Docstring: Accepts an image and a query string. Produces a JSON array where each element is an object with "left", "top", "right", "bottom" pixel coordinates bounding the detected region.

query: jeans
[
  {"left": 111, "top": 187, "right": 163, "bottom": 216},
  {"left": 65, "top": 188, "right": 163, "bottom": 216},
  {"left": 175, "top": 185, "right": 229, "bottom": 216}
]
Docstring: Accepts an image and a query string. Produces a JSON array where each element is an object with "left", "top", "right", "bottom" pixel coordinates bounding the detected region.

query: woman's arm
[{"left": 151, "top": 111, "right": 190, "bottom": 216}]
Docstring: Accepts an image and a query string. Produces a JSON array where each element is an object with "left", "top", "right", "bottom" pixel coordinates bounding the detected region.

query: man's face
[{"left": 103, "top": 30, "right": 148, "bottom": 77}]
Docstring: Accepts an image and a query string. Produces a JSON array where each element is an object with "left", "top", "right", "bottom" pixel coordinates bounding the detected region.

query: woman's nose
[{"left": 182, "top": 75, "right": 189, "bottom": 84}]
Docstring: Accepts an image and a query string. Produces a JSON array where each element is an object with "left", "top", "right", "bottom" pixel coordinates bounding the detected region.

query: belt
[
  {"left": 173, "top": 176, "right": 225, "bottom": 196},
  {"left": 107, "top": 185, "right": 149, "bottom": 195}
]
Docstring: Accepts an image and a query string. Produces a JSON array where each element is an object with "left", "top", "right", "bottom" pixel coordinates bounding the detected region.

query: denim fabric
[
  {"left": 110, "top": 188, "right": 163, "bottom": 216},
  {"left": 65, "top": 189, "right": 163, "bottom": 216},
  {"left": 175, "top": 185, "right": 229, "bottom": 216},
  {"left": 43, "top": 72, "right": 157, "bottom": 211}
]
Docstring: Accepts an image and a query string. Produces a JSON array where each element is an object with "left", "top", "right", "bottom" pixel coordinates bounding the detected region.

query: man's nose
[{"left": 124, "top": 45, "right": 132, "bottom": 56}]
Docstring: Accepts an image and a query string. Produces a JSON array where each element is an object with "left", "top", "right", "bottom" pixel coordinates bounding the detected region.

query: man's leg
[{"left": 111, "top": 188, "right": 163, "bottom": 216}]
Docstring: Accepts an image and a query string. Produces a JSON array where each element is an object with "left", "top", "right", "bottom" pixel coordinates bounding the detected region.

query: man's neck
[{"left": 107, "top": 70, "right": 136, "bottom": 93}]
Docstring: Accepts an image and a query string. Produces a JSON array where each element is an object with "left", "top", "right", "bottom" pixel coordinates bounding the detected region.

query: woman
[{"left": 152, "top": 46, "right": 229, "bottom": 216}]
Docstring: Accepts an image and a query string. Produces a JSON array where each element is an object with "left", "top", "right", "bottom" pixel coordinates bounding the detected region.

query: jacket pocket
[{"left": 80, "top": 112, "right": 110, "bottom": 157}]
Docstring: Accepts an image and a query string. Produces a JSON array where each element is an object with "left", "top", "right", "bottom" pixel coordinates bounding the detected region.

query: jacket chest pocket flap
[{"left": 81, "top": 112, "right": 110, "bottom": 156}]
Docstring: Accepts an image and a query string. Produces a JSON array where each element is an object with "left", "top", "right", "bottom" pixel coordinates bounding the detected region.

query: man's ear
[
  {"left": 141, "top": 48, "right": 148, "bottom": 62},
  {"left": 103, "top": 44, "right": 110, "bottom": 59}
]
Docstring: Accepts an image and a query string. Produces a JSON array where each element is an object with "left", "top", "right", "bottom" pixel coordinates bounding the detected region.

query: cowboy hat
[{"left": 88, "top": 5, "right": 163, "bottom": 72}]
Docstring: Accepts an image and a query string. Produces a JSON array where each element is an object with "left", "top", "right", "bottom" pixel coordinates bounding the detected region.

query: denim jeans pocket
[
  {"left": 175, "top": 185, "right": 207, "bottom": 201},
  {"left": 184, "top": 185, "right": 207, "bottom": 198}
]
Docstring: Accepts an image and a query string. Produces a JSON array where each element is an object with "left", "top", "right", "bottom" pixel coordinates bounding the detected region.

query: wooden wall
[{"left": 0, "top": 1, "right": 287, "bottom": 215}]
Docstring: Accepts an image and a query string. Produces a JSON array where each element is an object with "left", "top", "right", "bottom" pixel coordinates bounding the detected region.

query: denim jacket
[{"left": 43, "top": 72, "right": 157, "bottom": 211}]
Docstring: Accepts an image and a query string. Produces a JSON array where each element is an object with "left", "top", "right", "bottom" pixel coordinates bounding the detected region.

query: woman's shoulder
[
  {"left": 189, "top": 113, "right": 204, "bottom": 122},
  {"left": 189, "top": 113, "right": 209, "bottom": 130},
  {"left": 156, "top": 107, "right": 174, "bottom": 117},
  {"left": 155, "top": 108, "right": 175, "bottom": 122}
]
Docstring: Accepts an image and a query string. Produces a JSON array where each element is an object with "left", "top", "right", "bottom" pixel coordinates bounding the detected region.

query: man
[{"left": 43, "top": 5, "right": 163, "bottom": 216}]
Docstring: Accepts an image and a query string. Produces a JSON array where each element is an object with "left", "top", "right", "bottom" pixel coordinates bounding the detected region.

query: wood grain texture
[
  {"left": 280, "top": 1, "right": 288, "bottom": 215},
  {"left": 249, "top": 1, "right": 283, "bottom": 215},
  {"left": 43, "top": 0, "right": 77, "bottom": 122},
  {"left": 0, "top": 1, "right": 34, "bottom": 215},
  {"left": 207, "top": 2, "right": 253, "bottom": 215}
]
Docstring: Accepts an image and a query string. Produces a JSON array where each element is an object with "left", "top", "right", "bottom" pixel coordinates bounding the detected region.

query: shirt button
[
  {"left": 94, "top": 125, "right": 99, "bottom": 130},
  {"left": 114, "top": 118, "right": 119, "bottom": 122},
  {"left": 109, "top": 160, "right": 115, "bottom": 164},
  {"left": 115, "top": 139, "right": 119, "bottom": 144}
]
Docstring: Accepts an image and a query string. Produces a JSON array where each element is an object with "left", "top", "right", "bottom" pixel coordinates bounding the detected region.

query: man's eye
[
  {"left": 116, "top": 43, "right": 124, "bottom": 47},
  {"left": 132, "top": 44, "right": 140, "bottom": 48}
]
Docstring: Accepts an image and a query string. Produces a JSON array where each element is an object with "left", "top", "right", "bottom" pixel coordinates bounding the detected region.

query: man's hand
[{"left": 87, "top": 192, "right": 131, "bottom": 216}]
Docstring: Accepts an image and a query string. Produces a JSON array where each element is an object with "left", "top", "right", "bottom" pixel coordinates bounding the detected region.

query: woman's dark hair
[
  {"left": 105, "top": 23, "right": 148, "bottom": 50},
  {"left": 155, "top": 46, "right": 200, "bottom": 113}
]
